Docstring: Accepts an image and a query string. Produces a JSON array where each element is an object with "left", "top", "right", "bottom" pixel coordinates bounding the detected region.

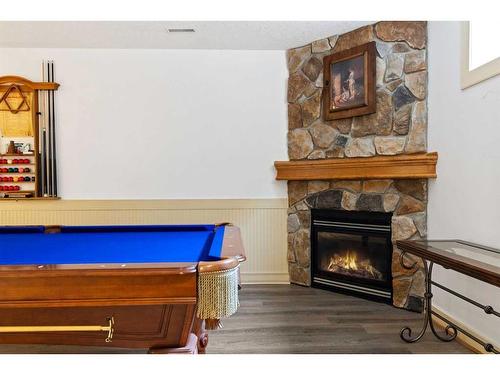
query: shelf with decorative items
[{"left": 0, "top": 68, "right": 59, "bottom": 200}]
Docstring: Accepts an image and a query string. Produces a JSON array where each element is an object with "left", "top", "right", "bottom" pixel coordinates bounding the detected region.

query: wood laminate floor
[
  {"left": 209, "top": 284, "right": 471, "bottom": 354},
  {"left": 0, "top": 285, "right": 471, "bottom": 354}
]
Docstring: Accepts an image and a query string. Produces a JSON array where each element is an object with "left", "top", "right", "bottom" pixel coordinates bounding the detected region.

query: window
[{"left": 461, "top": 21, "right": 500, "bottom": 89}]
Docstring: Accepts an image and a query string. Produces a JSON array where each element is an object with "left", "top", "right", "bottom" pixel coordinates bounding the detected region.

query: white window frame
[{"left": 461, "top": 21, "right": 500, "bottom": 89}]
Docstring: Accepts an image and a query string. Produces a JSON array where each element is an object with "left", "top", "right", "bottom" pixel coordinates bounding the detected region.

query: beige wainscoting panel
[{"left": 0, "top": 199, "right": 290, "bottom": 284}]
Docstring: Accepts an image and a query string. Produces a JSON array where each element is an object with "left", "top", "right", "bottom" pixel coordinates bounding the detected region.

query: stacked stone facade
[{"left": 286, "top": 22, "right": 428, "bottom": 311}]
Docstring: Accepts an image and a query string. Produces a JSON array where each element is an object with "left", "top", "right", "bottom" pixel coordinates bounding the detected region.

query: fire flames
[{"left": 327, "top": 251, "right": 383, "bottom": 280}]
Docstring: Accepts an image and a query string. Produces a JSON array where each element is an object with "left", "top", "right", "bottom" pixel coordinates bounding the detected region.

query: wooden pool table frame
[{"left": 0, "top": 224, "right": 246, "bottom": 354}]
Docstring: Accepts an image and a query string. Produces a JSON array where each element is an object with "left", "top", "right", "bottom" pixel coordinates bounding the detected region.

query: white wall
[
  {"left": 0, "top": 48, "right": 288, "bottom": 199},
  {"left": 428, "top": 21, "right": 500, "bottom": 346}
]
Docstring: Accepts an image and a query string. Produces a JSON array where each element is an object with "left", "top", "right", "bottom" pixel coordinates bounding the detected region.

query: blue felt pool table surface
[{"left": 0, "top": 225, "right": 225, "bottom": 265}]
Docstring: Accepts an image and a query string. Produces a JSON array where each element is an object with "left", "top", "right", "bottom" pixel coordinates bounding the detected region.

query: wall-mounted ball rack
[{"left": 0, "top": 64, "right": 60, "bottom": 200}]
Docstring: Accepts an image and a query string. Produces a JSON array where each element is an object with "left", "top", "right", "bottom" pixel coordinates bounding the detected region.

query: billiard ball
[
  {"left": 24, "top": 167, "right": 30, "bottom": 173},
  {"left": 14, "top": 168, "right": 18, "bottom": 172},
  {"left": 31, "top": 177, "right": 35, "bottom": 182}
]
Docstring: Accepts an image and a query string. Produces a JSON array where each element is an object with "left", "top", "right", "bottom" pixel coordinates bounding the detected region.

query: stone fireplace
[{"left": 284, "top": 22, "right": 429, "bottom": 312}]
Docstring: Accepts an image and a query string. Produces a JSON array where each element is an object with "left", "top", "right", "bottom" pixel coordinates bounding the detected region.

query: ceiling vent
[{"left": 167, "top": 28, "right": 195, "bottom": 33}]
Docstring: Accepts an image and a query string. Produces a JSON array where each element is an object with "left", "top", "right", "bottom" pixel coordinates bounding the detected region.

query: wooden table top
[{"left": 396, "top": 240, "right": 500, "bottom": 287}]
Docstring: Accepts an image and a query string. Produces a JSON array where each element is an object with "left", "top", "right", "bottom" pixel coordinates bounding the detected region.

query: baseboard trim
[
  {"left": 432, "top": 307, "right": 497, "bottom": 354},
  {"left": 241, "top": 272, "right": 290, "bottom": 284}
]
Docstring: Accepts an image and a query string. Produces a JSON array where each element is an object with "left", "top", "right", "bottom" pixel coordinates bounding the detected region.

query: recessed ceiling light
[{"left": 167, "top": 28, "right": 195, "bottom": 33}]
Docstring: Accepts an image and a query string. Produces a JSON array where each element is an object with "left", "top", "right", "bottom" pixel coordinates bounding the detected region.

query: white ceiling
[{"left": 0, "top": 21, "right": 372, "bottom": 50}]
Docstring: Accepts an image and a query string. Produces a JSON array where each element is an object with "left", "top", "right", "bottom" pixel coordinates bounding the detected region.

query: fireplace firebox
[{"left": 311, "top": 209, "right": 393, "bottom": 303}]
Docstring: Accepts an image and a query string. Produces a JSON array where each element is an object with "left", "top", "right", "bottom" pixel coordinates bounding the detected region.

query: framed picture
[{"left": 323, "top": 41, "right": 376, "bottom": 120}]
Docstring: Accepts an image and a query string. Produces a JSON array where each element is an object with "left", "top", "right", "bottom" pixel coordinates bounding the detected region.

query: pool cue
[
  {"left": 47, "top": 60, "right": 53, "bottom": 196},
  {"left": 50, "top": 61, "right": 57, "bottom": 197},
  {"left": 39, "top": 61, "right": 47, "bottom": 197},
  {"left": 46, "top": 60, "right": 52, "bottom": 196},
  {"left": 44, "top": 60, "right": 50, "bottom": 197},
  {"left": 37, "top": 66, "right": 42, "bottom": 197},
  {"left": 37, "top": 78, "right": 42, "bottom": 197}
]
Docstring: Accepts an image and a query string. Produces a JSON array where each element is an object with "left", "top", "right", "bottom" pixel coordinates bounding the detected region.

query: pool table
[{"left": 0, "top": 223, "right": 245, "bottom": 354}]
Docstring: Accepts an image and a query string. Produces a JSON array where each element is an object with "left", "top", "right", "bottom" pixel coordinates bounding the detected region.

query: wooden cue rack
[{"left": 0, "top": 75, "right": 59, "bottom": 200}]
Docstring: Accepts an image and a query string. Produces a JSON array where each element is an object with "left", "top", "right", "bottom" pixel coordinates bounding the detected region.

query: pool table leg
[
  {"left": 147, "top": 333, "right": 199, "bottom": 354},
  {"left": 193, "top": 318, "right": 209, "bottom": 354}
]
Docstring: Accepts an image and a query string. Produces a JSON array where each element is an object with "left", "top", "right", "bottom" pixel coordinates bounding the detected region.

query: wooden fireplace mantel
[{"left": 274, "top": 152, "right": 438, "bottom": 181}]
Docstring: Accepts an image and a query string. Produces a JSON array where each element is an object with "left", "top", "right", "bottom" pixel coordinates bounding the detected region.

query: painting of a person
[{"left": 330, "top": 55, "right": 365, "bottom": 110}]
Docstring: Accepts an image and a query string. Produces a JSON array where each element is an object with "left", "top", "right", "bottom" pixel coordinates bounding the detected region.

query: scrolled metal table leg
[
  {"left": 426, "top": 262, "right": 458, "bottom": 342},
  {"left": 399, "top": 251, "right": 499, "bottom": 352},
  {"left": 399, "top": 252, "right": 430, "bottom": 343}
]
